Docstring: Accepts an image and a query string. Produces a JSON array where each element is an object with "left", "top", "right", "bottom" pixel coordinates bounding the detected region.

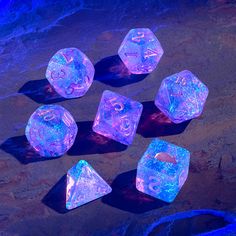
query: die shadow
[
  {"left": 67, "top": 121, "right": 127, "bottom": 156},
  {"left": 102, "top": 169, "right": 168, "bottom": 214},
  {"left": 42, "top": 174, "right": 69, "bottom": 214},
  {"left": 0, "top": 135, "right": 61, "bottom": 164},
  {"left": 137, "top": 101, "right": 191, "bottom": 138},
  {"left": 94, "top": 55, "right": 148, "bottom": 87},
  {"left": 18, "top": 78, "right": 67, "bottom": 104}
]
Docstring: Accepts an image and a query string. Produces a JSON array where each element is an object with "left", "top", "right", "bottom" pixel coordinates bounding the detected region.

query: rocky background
[{"left": 0, "top": 0, "right": 236, "bottom": 235}]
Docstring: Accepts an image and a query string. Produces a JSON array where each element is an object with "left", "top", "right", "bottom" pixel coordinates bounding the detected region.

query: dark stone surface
[{"left": 0, "top": 1, "right": 236, "bottom": 235}]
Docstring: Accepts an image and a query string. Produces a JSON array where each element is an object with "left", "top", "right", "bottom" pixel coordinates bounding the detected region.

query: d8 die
[
  {"left": 25, "top": 105, "right": 78, "bottom": 157},
  {"left": 136, "top": 138, "right": 190, "bottom": 203},
  {"left": 93, "top": 90, "right": 143, "bottom": 145},
  {"left": 155, "top": 70, "right": 209, "bottom": 123},
  {"left": 46, "top": 48, "right": 95, "bottom": 98},
  {"left": 118, "top": 28, "right": 164, "bottom": 74}
]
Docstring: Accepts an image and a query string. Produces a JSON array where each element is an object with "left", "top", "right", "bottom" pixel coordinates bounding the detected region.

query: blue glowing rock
[
  {"left": 155, "top": 70, "right": 209, "bottom": 123},
  {"left": 118, "top": 28, "right": 164, "bottom": 74},
  {"left": 25, "top": 105, "right": 78, "bottom": 157},
  {"left": 46, "top": 48, "right": 95, "bottom": 98},
  {"left": 66, "top": 160, "right": 112, "bottom": 209},
  {"left": 93, "top": 90, "right": 143, "bottom": 145},
  {"left": 136, "top": 138, "right": 190, "bottom": 203}
]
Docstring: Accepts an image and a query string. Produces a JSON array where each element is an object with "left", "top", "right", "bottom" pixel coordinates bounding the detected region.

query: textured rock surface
[{"left": 0, "top": 1, "right": 236, "bottom": 235}]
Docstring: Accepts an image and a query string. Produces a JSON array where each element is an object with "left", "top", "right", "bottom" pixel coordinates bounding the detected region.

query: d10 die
[
  {"left": 46, "top": 48, "right": 95, "bottom": 98},
  {"left": 155, "top": 70, "right": 209, "bottom": 123},
  {"left": 136, "top": 138, "right": 190, "bottom": 203},
  {"left": 93, "top": 90, "right": 143, "bottom": 145},
  {"left": 118, "top": 28, "right": 164, "bottom": 74},
  {"left": 25, "top": 105, "right": 78, "bottom": 157}
]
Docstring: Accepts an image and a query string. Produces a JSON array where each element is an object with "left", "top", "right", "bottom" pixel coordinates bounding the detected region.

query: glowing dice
[
  {"left": 46, "top": 48, "right": 95, "bottom": 98},
  {"left": 155, "top": 70, "right": 209, "bottom": 123},
  {"left": 118, "top": 28, "right": 164, "bottom": 74},
  {"left": 25, "top": 105, "right": 78, "bottom": 157},
  {"left": 66, "top": 160, "right": 112, "bottom": 210},
  {"left": 93, "top": 90, "right": 143, "bottom": 145},
  {"left": 136, "top": 138, "right": 190, "bottom": 203}
]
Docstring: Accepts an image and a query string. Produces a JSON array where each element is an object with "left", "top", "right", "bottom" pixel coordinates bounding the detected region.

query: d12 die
[
  {"left": 136, "top": 138, "right": 190, "bottom": 203},
  {"left": 118, "top": 28, "right": 164, "bottom": 74},
  {"left": 93, "top": 90, "right": 143, "bottom": 145},
  {"left": 155, "top": 70, "right": 209, "bottom": 123},
  {"left": 46, "top": 48, "right": 94, "bottom": 98},
  {"left": 25, "top": 105, "right": 78, "bottom": 157}
]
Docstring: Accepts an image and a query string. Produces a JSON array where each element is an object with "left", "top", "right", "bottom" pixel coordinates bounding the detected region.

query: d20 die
[
  {"left": 66, "top": 160, "right": 112, "bottom": 209},
  {"left": 136, "top": 138, "right": 190, "bottom": 203},
  {"left": 118, "top": 28, "right": 164, "bottom": 74},
  {"left": 25, "top": 105, "right": 78, "bottom": 157},
  {"left": 46, "top": 48, "right": 95, "bottom": 98},
  {"left": 93, "top": 90, "right": 143, "bottom": 145},
  {"left": 155, "top": 70, "right": 209, "bottom": 123}
]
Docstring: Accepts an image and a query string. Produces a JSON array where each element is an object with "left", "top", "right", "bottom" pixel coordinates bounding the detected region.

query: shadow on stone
[
  {"left": 18, "top": 79, "right": 67, "bottom": 104},
  {"left": 137, "top": 101, "right": 191, "bottom": 138},
  {"left": 102, "top": 169, "right": 167, "bottom": 214},
  {"left": 42, "top": 174, "right": 69, "bottom": 214},
  {"left": 67, "top": 121, "right": 127, "bottom": 156},
  {"left": 94, "top": 55, "right": 148, "bottom": 87},
  {"left": 0, "top": 135, "right": 61, "bottom": 164}
]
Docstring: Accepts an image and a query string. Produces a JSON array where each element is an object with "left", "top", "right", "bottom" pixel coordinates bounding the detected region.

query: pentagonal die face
[
  {"left": 46, "top": 48, "right": 95, "bottom": 98},
  {"left": 118, "top": 28, "right": 164, "bottom": 74},
  {"left": 25, "top": 105, "right": 78, "bottom": 157},
  {"left": 155, "top": 70, "right": 209, "bottom": 123},
  {"left": 136, "top": 139, "right": 190, "bottom": 203},
  {"left": 93, "top": 90, "right": 143, "bottom": 145}
]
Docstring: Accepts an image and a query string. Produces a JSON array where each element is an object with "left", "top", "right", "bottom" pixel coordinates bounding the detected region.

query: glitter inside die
[
  {"left": 66, "top": 160, "right": 112, "bottom": 210},
  {"left": 93, "top": 90, "right": 143, "bottom": 145},
  {"left": 46, "top": 48, "right": 95, "bottom": 98},
  {"left": 25, "top": 105, "right": 78, "bottom": 157},
  {"left": 136, "top": 138, "right": 190, "bottom": 203},
  {"left": 118, "top": 28, "right": 164, "bottom": 74},
  {"left": 155, "top": 70, "right": 209, "bottom": 123}
]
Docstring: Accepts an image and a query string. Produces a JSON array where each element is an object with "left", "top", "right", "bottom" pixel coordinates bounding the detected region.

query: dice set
[{"left": 25, "top": 28, "right": 209, "bottom": 210}]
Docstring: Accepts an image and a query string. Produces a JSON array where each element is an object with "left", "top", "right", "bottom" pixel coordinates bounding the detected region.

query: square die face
[
  {"left": 93, "top": 90, "right": 143, "bottom": 145},
  {"left": 136, "top": 139, "right": 190, "bottom": 202},
  {"left": 136, "top": 165, "right": 179, "bottom": 203}
]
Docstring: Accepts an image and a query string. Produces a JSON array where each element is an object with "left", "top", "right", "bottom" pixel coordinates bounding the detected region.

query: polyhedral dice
[
  {"left": 46, "top": 48, "right": 95, "bottom": 98},
  {"left": 66, "top": 160, "right": 112, "bottom": 209},
  {"left": 136, "top": 138, "right": 190, "bottom": 203},
  {"left": 155, "top": 70, "right": 209, "bottom": 123},
  {"left": 118, "top": 28, "right": 164, "bottom": 74},
  {"left": 25, "top": 105, "right": 78, "bottom": 157},
  {"left": 93, "top": 90, "right": 143, "bottom": 145}
]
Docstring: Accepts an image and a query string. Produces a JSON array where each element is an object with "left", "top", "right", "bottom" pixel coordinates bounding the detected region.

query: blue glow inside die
[{"left": 136, "top": 138, "right": 190, "bottom": 203}]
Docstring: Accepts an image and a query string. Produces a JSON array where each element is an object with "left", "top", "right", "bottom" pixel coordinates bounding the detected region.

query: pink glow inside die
[{"left": 93, "top": 90, "right": 143, "bottom": 145}]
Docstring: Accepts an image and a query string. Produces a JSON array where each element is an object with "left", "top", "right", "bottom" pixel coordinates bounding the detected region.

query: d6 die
[
  {"left": 155, "top": 70, "right": 209, "bottom": 123},
  {"left": 46, "top": 48, "right": 94, "bottom": 98},
  {"left": 93, "top": 90, "right": 143, "bottom": 145},
  {"left": 136, "top": 138, "right": 190, "bottom": 203},
  {"left": 118, "top": 28, "right": 164, "bottom": 74}
]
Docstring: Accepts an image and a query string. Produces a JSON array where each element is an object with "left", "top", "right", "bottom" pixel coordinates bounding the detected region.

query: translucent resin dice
[
  {"left": 93, "top": 90, "right": 143, "bottom": 145},
  {"left": 136, "top": 138, "right": 190, "bottom": 203},
  {"left": 66, "top": 160, "right": 112, "bottom": 209},
  {"left": 46, "top": 48, "right": 95, "bottom": 98},
  {"left": 25, "top": 105, "right": 78, "bottom": 157},
  {"left": 155, "top": 70, "right": 209, "bottom": 123},
  {"left": 118, "top": 28, "right": 164, "bottom": 74}
]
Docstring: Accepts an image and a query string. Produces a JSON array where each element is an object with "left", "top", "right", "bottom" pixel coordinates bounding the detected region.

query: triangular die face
[{"left": 66, "top": 160, "right": 112, "bottom": 210}]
